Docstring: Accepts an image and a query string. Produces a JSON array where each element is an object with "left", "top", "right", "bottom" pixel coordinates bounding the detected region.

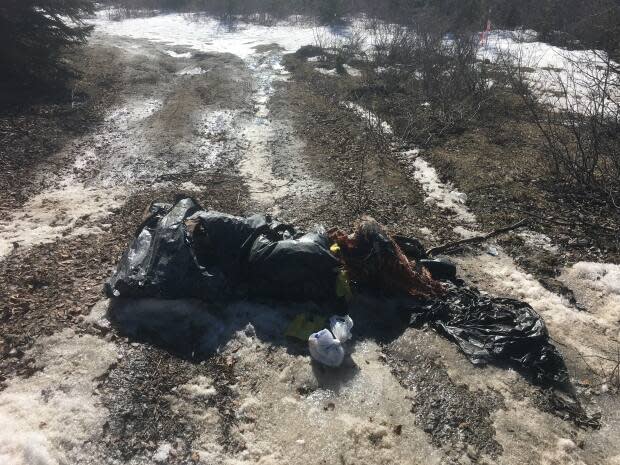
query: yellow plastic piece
[{"left": 285, "top": 313, "right": 327, "bottom": 341}]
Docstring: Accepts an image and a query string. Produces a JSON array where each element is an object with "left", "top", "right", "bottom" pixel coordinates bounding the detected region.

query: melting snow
[
  {"left": 92, "top": 13, "right": 344, "bottom": 59},
  {"left": 566, "top": 262, "right": 620, "bottom": 295},
  {"left": 0, "top": 184, "right": 126, "bottom": 258},
  {"left": 517, "top": 230, "right": 559, "bottom": 253},
  {"left": 455, "top": 252, "right": 620, "bottom": 365},
  {"left": 165, "top": 50, "right": 192, "bottom": 58},
  {"left": 343, "top": 64, "right": 362, "bottom": 77},
  {"left": 560, "top": 262, "right": 620, "bottom": 329},
  {"left": 480, "top": 30, "right": 620, "bottom": 113},
  {"left": 342, "top": 101, "right": 476, "bottom": 225},
  {"left": 153, "top": 442, "right": 173, "bottom": 463},
  {"left": 104, "top": 97, "right": 163, "bottom": 128},
  {"left": 0, "top": 329, "right": 117, "bottom": 465},
  {"left": 176, "top": 65, "right": 206, "bottom": 75},
  {"left": 343, "top": 101, "right": 393, "bottom": 135},
  {"left": 401, "top": 150, "right": 476, "bottom": 223}
]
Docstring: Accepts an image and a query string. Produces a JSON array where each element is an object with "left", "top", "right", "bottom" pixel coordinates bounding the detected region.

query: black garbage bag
[
  {"left": 410, "top": 286, "right": 569, "bottom": 387},
  {"left": 245, "top": 232, "right": 341, "bottom": 299},
  {"left": 106, "top": 198, "right": 341, "bottom": 301},
  {"left": 105, "top": 198, "right": 212, "bottom": 300},
  {"left": 187, "top": 210, "right": 296, "bottom": 286},
  {"left": 392, "top": 234, "right": 427, "bottom": 260},
  {"left": 419, "top": 258, "right": 457, "bottom": 282}
]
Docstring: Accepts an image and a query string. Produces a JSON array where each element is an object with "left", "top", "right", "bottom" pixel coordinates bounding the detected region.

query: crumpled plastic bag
[
  {"left": 410, "top": 285, "right": 569, "bottom": 387},
  {"left": 308, "top": 315, "right": 354, "bottom": 367},
  {"left": 329, "top": 315, "right": 353, "bottom": 343},
  {"left": 308, "top": 329, "right": 345, "bottom": 367}
]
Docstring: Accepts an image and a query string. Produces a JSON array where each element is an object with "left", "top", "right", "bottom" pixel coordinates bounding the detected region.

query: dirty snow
[
  {"left": 176, "top": 65, "right": 207, "bottom": 75},
  {"left": 153, "top": 442, "right": 173, "bottom": 463},
  {"left": 343, "top": 101, "right": 393, "bottom": 135},
  {"left": 564, "top": 262, "right": 620, "bottom": 296},
  {"left": 0, "top": 329, "right": 117, "bottom": 465},
  {"left": 341, "top": 103, "right": 476, "bottom": 225},
  {"left": 455, "top": 252, "right": 620, "bottom": 367},
  {"left": 103, "top": 97, "right": 163, "bottom": 128},
  {"left": 343, "top": 64, "right": 362, "bottom": 77},
  {"left": 0, "top": 184, "right": 125, "bottom": 258},
  {"left": 168, "top": 302, "right": 442, "bottom": 465},
  {"left": 401, "top": 150, "right": 476, "bottom": 223},
  {"left": 315, "top": 67, "right": 338, "bottom": 76},
  {"left": 105, "top": 296, "right": 447, "bottom": 464},
  {"left": 1, "top": 13, "right": 351, "bottom": 261},
  {"left": 239, "top": 48, "right": 332, "bottom": 211},
  {"left": 165, "top": 50, "right": 192, "bottom": 58},
  {"left": 517, "top": 230, "right": 559, "bottom": 253},
  {"left": 560, "top": 262, "right": 620, "bottom": 330}
]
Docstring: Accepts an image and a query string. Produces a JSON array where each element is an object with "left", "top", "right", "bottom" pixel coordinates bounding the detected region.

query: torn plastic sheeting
[{"left": 410, "top": 285, "right": 569, "bottom": 387}]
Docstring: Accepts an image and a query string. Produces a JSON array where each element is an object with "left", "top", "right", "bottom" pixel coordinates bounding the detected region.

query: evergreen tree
[{"left": 0, "top": 0, "right": 94, "bottom": 95}]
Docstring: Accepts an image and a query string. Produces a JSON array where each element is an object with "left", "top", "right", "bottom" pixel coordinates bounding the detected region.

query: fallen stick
[{"left": 426, "top": 218, "right": 528, "bottom": 256}]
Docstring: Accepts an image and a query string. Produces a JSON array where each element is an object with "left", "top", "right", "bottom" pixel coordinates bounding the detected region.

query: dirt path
[{"left": 1, "top": 14, "right": 619, "bottom": 465}]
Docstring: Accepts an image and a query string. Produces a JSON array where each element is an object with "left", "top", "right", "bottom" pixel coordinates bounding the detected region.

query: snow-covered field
[{"left": 480, "top": 30, "right": 619, "bottom": 113}]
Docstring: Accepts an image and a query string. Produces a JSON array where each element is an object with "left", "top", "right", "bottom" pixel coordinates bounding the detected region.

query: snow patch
[
  {"left": 0, "top": 184, "right": 126, "bottom": 258},
  {"left": 401, "top": 150, "right": 476, "bottom": 223},
  {"left": 104, "top": 97, "right": 162, "bottom": 128},
  {"left": 480, "top": 30, "right": 620, "bottom": 114},
  {"left": 179, "top": 376, "right": 217, "bottom": 400},
  {"left": 176, "top": 65, "right": 206, "bottom": 75},
  {"left": 165, "top": 50, "right": 192, "bottom": 58},
  {"left": 92, "top": 13, "right": 353, "bottom": 59},
  {"left": 343, "top": 101, "right": 393, "bottom": 135},
  {"left": 566, "top": 262, "right": 620, "bottom": 295},
  {"left": 559, "top": 262, "right": 620, "bottom": 328},
  {"left": 453, "top": 226, "right": 479, "bottom": 238},
  {"left": 153, "top": 442, "right": 173, "bottom": 463},
  {"left": 0, "top": 329, "right": 117, "bottom": 465},
  {"left": 518, "top": 230, "right": 559, "bottom": 253},
  {"left": 315, "top": 67, "right": 338, "bottom": 76},
  {"left": 343, "top": 64, "right": 362, "bottom": 77}
]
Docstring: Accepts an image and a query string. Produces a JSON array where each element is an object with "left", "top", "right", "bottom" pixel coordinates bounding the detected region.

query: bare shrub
[{"left": 363, "top": 17, "right": 494, "bottom": 146}]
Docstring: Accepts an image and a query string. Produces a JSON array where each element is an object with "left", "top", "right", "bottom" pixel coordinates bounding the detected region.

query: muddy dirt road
[{"left": 1, "top": 14, "right": 620, "bottom": 465}]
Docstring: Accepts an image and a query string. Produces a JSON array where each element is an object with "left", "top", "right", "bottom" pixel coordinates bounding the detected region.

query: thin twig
[{"left": 426, "top": 219, "right": 528, "bottom": 256}]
